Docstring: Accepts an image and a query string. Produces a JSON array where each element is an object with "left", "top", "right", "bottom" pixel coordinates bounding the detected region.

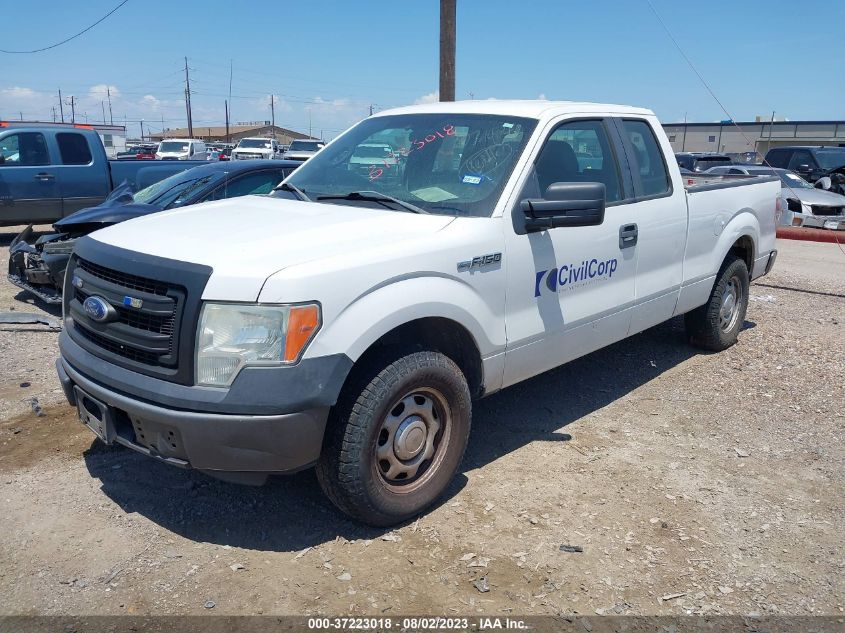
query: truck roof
[{"left": 374, "top": 99, "right": 654, "bottom": 120}]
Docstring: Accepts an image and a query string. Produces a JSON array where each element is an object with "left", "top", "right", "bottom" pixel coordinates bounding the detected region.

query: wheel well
[
  {"left": 352, "top": 318, "right": 484, "bottom": 398},
  {"left": 729, "top": 235, "right": 754, "bottom": 272}
]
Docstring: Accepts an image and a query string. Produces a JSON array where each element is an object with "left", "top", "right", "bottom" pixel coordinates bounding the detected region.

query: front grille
[
  {"left": 65, "top": 239, "right": 211, "bottom": 385},
  {"left": 811, "top": 205, "right": 844, "bottom": 216},
  {"left": 74, "top": 288, "right": 175, "bottom": 338},
  {"left": 74, "top": 324, "right": 162, "bottom": 366},
  {"left": 68, "top": 257, "right": 184, "bottom": 371},
  {"left": 77, "top": 258, "right": 169, "bottom": 295}
]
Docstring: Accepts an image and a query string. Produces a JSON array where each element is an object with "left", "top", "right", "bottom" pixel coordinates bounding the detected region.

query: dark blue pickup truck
[{"left": 0, "top": 122, "right": 205, "bottom": 226}]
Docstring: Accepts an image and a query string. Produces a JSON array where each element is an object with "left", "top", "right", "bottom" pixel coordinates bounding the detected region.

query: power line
[{"left": 0, "top": 0, "right": 131, "bottom": 54}]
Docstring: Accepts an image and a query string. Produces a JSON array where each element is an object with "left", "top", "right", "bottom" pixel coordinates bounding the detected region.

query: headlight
[{"left": 196, "top": 302, "right": 320, "bottom": 386}]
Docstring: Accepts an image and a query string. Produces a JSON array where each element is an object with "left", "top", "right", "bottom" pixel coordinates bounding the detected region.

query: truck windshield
[
  {"left": 288, "top": 140, "right": 323, "bottom": 152},
  {"left": 279, "top": 113, "right": 537, "bottom": 217},
  {"left": 159, "top": 141, "right": 189, "bottom": 153},
  {"left": 814, "top": 149, "right": 845, "bottom": 170},
  {"left": 133, "top": 172, "right": 221, "bottom": 208},
  {"left": 238, "top": 139, "right": 272, "bottom": 149}
]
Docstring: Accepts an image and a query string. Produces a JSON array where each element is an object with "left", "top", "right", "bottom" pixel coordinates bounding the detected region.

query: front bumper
[{"left": 58, "top": 357, "right": 330, "bottom": 484}]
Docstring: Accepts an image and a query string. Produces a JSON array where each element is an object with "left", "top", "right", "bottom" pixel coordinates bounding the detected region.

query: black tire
[
  {"left": 316, "top": 350, "right": 471, "bottom": 526},
  {"left": 685, "top": 254, "right": 749, "bottom": 351}
]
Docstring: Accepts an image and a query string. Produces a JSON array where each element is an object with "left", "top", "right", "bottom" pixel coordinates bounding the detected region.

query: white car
[
  {"left": 704, "top": 165, "right": 845, "bottom": 227},
  {"left": 155, "top": 139, "right": 207, "bottom": 160},
  {"left": 282, "top": 139, "right": 325, "bottom": 162},
  {"left": 230, "top": 137, "right": 282, "bottom": 161},
  {"left": 57, "top": 100, "right": 779, "bottom": 526}
]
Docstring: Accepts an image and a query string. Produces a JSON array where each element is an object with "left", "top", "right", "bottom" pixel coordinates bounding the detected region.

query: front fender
[{"left": 305, "top": 275, "right": 504, "bottom": 367}]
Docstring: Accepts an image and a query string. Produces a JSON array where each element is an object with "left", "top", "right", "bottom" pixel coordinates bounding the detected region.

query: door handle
[
  {"left": 34, "top": 172, "right": 55, "bottom": 182},
  {"left": 619, "top": 223, "right": 638, "bottom": 249}
]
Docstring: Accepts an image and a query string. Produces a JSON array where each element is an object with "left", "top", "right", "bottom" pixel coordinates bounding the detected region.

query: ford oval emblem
[{"left": 82, "top": 296, "right": 116, "bottom": 323}]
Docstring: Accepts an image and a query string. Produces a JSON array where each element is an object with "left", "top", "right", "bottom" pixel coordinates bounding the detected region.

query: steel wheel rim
[
  {"left": 719, "top": 275, "right": 743, "bottom": 332},
  {"left": 374, "top": 387, "right": 451, "bottom": 492}
]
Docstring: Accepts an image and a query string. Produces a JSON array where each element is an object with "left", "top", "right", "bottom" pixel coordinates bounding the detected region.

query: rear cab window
[
  {"left": 56, "top": 132, "right": 93, "bottom": 165},
  {"left": 621, "top": 119, "right": 671, "bottom": 197}
]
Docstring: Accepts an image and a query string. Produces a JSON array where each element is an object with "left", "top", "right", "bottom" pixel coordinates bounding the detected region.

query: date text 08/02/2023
[{"left": 306, "top": 616, "right": 528, "bottom": 630}]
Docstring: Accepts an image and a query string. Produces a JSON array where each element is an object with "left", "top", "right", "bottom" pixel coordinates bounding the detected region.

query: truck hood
[{"left": 87, "top": 196, "right": 455, "bottom": 301}]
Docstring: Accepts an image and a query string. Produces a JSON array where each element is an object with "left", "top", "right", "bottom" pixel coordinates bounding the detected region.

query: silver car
[
  {"left": 705, "top": 165, "right": 845, "bottom": 227},
  {"left": 283, "top": 139, "right": 326, "bottom": 162}
]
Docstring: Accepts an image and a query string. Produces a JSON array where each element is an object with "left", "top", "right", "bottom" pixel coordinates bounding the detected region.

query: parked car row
[
  {"left": 674, "top": 147, "right": 845, "bottom": 228},
  {"left": 8, "top": 159, "right": 300, "bottom": 303},
  {"left": 0, "top": 122, "right": 205, "bottom": 226}
]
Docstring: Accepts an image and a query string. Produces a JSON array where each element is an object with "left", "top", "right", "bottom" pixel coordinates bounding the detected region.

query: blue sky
[{"left": 2, "top": 0, "right": 843, "bottom": 139}]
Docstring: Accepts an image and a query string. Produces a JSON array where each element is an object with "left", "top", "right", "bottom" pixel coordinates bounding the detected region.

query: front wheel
[
  {"left": 685, "top": 254, "right": 749, "bottom": 351},
  {"left": 316, "top": 350, "right": 471, "bottom": 526}
]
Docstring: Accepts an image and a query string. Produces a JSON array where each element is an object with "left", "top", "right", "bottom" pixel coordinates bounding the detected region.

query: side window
[
  {"left": 530, "top": 119, "right": 622, "bottom": 202},
  {"left": 622, "top": 120, "right": 671, "bottom": 197},
  {"left": 728, "top": 168, "right": 745, "bottom": 175},
  {"left": 205, "top": 170, "right": 286, "bottom": 201},
  {"left": 766, "top": 150, "right": 787, "bottom": 168},
  {"left": 56, "top": 133, "right": 92, "bottom": 165},
  {"left": 0, "top": 132, "right": 50, "bottom": 166},
  {"left": 787, "top": 150, "right": 813, "bottom": 170}
]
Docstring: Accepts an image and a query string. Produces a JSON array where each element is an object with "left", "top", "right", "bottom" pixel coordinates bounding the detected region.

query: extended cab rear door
[
  {"left": 501, "top": 116, "right": 638, "bottom": 387},
  {"left": 611, "top": 117, "right": 686, "bottom": 335},
  {"left": 55, "top": 131, "right": 110, "bottom": 216},
  {"left": 0, "top": 129, "right": 61, "bottom": 224}
]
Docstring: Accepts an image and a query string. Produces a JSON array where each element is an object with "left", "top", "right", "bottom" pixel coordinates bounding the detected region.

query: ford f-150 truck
[
  {"left": 56, "top": 101, "right": 779, "bottom": 526},
  {"left": 0, "top": 122, "right": 204, "bottom": 226}
]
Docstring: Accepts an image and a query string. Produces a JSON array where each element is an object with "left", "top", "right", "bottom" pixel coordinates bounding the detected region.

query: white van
[{"left": 155, "top": 139, "right": 207, "bottom": 160}]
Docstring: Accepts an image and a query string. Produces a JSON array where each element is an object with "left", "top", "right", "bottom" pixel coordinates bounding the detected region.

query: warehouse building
[
  {"left": 663, "top": 119, "right": 845, "bottom": 159},
  {"left": 149, "top": 123, "right": 312, "bottom": 144}
]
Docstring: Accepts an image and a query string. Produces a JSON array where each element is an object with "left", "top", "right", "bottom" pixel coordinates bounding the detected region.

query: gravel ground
[{"left": 0, "top": 230, "right": 843, "bottom": 617}]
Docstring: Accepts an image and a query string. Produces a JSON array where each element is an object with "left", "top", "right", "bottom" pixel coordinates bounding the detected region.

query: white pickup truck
[{"left": 57, "top": 101, "right": 779, "bottom": 526}]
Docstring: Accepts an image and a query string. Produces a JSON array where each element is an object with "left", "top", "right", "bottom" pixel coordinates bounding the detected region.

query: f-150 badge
[{"left": 457, "top": 252, "right": 502, "bottom": 272}]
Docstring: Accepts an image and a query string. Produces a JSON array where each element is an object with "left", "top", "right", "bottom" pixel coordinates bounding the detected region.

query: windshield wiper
[
  {"left": 316, "top": 190, "right": 429, "bottom": 214},
  {"left": 274, "top": 181, "right": 311, "bottom": 202}
]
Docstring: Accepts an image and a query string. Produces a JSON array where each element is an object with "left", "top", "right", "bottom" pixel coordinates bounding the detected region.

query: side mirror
[
  {"left": 521, "top": 182, "right": 606, "bottom": 232},
  {"left": 796, "top": 163, "right": 811, "bottom": 173},
  {"left": 0, "top": 154, "right": 5, "bottom": 165},
  {"left": 815, "top": 176, "right": 832, "bottom": 190}
]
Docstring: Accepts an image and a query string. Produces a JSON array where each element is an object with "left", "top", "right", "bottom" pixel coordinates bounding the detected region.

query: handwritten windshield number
[{"left": 368, "top": 125, "right": 455, "bottom": 181}]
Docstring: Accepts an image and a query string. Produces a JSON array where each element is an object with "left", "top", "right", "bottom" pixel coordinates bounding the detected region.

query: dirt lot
[{"left": 1, "top": 229, "right": 843, "bottom": 617}]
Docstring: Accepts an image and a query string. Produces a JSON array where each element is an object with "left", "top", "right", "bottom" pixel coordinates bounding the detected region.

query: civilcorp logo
[{"left": 534, "top": 258, "right": 619, "bottom": 297}]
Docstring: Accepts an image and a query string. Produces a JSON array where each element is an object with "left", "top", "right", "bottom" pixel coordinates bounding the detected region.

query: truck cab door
[
  {"left": 55, "top": 131, "right": 109, "bottom": 216},
  {"left": 502, "top": 117, "right": 638, "bottom": 388},
  {"left": 0, "top": 131, "right": 60, "bottom": 224},
  {"left": 612, "top": 118, "right": 686, "bottom": 335}
]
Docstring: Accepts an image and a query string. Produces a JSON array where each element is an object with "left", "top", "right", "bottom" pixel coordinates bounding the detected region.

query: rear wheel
[
  {"left": 316, "top": 350, "right": 471, "bottom": 526},
  {"left": 685, "top": 255, "right": 749, "bottom": 351}
]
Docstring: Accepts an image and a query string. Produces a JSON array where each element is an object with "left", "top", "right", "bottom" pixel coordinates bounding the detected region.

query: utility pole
[
  {"left": 101, "top": 101, "right": 107, "bottom": 124},
  {"left": 765, "top": 110, "right": 775, "bottom": 158},
  {"left": 52, "top": 106, "right": 57, "bottom": 122},
  {"left": 439, "top": 0, "right": 456, "bottom": 102},
  {"left": 58, "top": 89, "right": 65, "bottom": 123},
  {"left": 66, "top": 95, "right": 76, "bottom": 123},
  {"left": 140, "top": 119, "right": 144, "bottom": 142},
  {"left": 106, "top": 86, "right": 114, "bottom": 125},
  {"left": 184, "top": 56, "right": 194, "bottom": 138},
  {"left": 369, "top": 104, "right": 374, "bottom": 116},
  {"left": 308, "top": 108, "right": 312, "bottom": 138},
  {"left": 681, "top": 111, "right": 687, "bottom": 151},
  {"left": 225, "top": 100, "right": 230, "bottom": 144},
  {"left": 270, "top": 94, "right": 275, "bottom": 137}
]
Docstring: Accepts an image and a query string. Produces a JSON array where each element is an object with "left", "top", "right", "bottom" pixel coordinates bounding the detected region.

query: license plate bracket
[{"left": 74, "top": 387, "right": 116, "bottom": 444}]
